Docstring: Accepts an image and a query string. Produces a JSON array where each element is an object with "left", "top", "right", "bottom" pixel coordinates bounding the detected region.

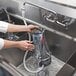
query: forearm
[
  {"left": 3, "top": 39, "right": 34, "bottom": 51},
  {"left": 0, "top": 21, "right": 27, "bottom": 33},
  {"left": 7, "top": 23, "right": 27, "bottom": 32},
  {"left": 0, "top": 21, "right": 38, "bottom": 33},
  {"left": 0, "top": 38, "right": 19, "bottom": 49},
  {"left": 4, "top": 39, "right": 18, "bottom": 49}
]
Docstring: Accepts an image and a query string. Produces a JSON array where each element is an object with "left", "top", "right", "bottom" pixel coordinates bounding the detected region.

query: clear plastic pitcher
[{"left": 23, "top": 29, "right": 51, "bottom": 73}]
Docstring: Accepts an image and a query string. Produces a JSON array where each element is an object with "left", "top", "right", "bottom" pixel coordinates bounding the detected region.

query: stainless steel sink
[
  {"left": 0, "top": 48, "right": 24, "bottom": 66},
  {"left": 0, "top": 0, "right": 76, "bottom": 75}
]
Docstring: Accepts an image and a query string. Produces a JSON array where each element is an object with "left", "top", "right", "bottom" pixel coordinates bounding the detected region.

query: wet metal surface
[
  {"left": 0, "top": 48, "right": 24, "bottom": 66},
  {"left": 0, "top": 0, "right": 76, "bottom": 63},
  {"left": 0, "top": 0, "right": 76, "bottom": 75},
  {"left": 17, "top": 55, "right": 65, "bottom": 76}
]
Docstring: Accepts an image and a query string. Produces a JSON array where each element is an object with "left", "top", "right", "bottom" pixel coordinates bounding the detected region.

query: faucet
[{"left": 43, "top": 9, "right": 75, "bottom": 29}]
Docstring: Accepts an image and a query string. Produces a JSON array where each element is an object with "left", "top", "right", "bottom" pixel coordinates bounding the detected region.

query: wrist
[
  {"left": 15, "top": 41, "right": 20, "bottom": 48},
  {"left": 22, "top": 26, "right": 28, "bottom": 32}
]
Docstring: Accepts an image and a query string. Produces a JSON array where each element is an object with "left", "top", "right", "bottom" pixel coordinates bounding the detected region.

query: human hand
[
  {"left": 17, "top": 40, "right": 34, "bottom": 51},
  {"left": 25, "top": 25, "right": 39, "bottom": 32}
]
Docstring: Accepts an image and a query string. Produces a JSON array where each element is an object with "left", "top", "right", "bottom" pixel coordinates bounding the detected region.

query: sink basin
[
  {"left": 17, "top": 55, "right": 65, "bottom": 76},
  {"left": 0, "top": 48, "right": 24, "bottom": 66},
  {"left": 0, "top": 2, "right": 76, "bottom": 75}
]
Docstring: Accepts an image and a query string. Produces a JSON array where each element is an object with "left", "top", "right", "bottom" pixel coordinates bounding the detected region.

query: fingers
[
  {"left": 26, "top": 25, "right": 40, "bottom": 33},
  {"left": 32, "top": 25, "right": 39, "bottom": 29},
  {"left": 18, "top": 40, "right": 34, "bottom": 51},
  {"left": 21, "top": 45, "right": 34, "bottom": 51},
  {"left": 26, "top": 45, "right": 34, "bottom": 51},
  {"left": 31, "top": 25, "right": 39, "bottom": 30},
  {"left": 24, "top": 40, "right": 34, "bottom": 51},
  {"left": 25, "top": 44, "right": 34, "bottom": 51},
  {"left": 28, "top": 25, "right": 39, "bottom": 30}
]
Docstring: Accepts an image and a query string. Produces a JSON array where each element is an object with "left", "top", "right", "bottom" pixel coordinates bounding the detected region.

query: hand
[
  {"left": 17, "top": 40, "right": 34, "bottom": 51},
  {"left": 25, "top": 25, "right": 39, "bottom": 32}
]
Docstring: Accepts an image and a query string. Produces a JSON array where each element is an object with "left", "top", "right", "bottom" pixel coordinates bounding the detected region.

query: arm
[
  {"left": 7, "top": 24, "right": 27, "bottom": 32},
  {"left": 2, "top": 39, "right": 34, "bottom": 51},
  {"left": 0, "top": 21, "right": 38, "bottom": 51},
  {"left": 0, "top": 21, "right": 39, "bottom": 33},
  {"left": 7, "top": 23, "right": 39, "bottom": 33}
]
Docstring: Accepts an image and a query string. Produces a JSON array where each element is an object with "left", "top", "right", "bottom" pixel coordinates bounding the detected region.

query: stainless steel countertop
[
  {"left": 47, "top": 0, "right": 76, "bottom": 8},
  {"left": 25, "top": 0, "right": 76, "bottom": 19},
  {"left": 0, "top": 0, "right": 76, "bottom": 18}
]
